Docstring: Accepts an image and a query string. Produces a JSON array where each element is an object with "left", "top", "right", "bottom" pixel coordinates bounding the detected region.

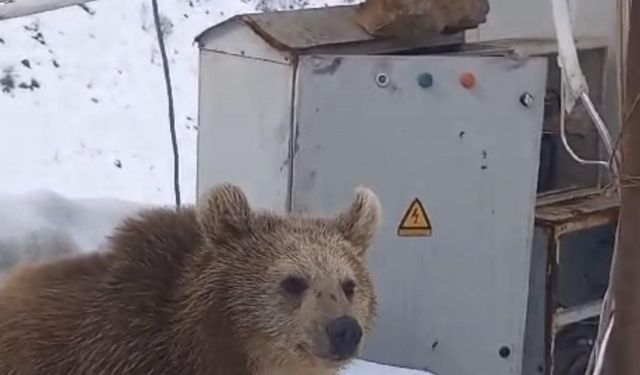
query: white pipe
[{"left": 0, "top": 0, "right": 96, "bottom": 21}]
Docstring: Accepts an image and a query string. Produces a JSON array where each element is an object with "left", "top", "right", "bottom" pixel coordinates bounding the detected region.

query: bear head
[{"left": 194, "top": 183, "right": 381, "bottom": 373}]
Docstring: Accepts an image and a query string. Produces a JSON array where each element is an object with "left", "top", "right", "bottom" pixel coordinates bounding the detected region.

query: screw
[
  {"left": 499, "top": 346, "right": 511, "bottom": 359},
  {"left": 376, "top": 73, "right": 389, "bottom": 88},
  {"left": 520, "top": 92, "right": 534, "bottom": 107}
]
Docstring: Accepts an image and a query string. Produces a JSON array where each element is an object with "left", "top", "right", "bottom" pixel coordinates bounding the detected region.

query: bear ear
[
  {"left": 333, "top": 186, "right": 382, "bottom": 255},
  {"left": 196, "top": 183, "right": 252, "bottom": 243}
]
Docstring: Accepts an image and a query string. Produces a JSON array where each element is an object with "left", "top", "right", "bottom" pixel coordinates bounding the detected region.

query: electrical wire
[
  {"left": 558, "top": 82, "right": 614, "bottom": 170},
  {"left": 551, "top": 0, "right": 617, "bottom": 174},
  {"left": 150, "top": 0, "right": 181, "bottom": 208},
  {"left": 593, "top": 316, "right": 615, "bottom": 375},
  {"left": 550, "top": 1, "right": 621, "bottom": 374}
]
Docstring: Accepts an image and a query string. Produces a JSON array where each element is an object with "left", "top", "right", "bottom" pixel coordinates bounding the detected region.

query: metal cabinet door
[{"left": 291, "top": 54, "right": 547, "bottom": 375}]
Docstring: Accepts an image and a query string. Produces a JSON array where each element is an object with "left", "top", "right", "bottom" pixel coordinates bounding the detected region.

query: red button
[{"left": 460, "top": 72, "right": 476, "bottom": 89}]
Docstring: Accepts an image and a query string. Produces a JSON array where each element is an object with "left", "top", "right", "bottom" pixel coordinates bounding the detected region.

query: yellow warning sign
[{"left": 397, "top": 198, "right": 432, "bottom": 237}]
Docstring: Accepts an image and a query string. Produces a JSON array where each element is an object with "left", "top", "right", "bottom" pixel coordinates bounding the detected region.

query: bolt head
[
  {"left": 520, "top": 92, "right": 534, "bottom": 107},
  {"left": 499, "top": 346, "right": 511, "bottom": 358},
  {"left": 376, "top": 73, "right": 389, "bottom": 87}
]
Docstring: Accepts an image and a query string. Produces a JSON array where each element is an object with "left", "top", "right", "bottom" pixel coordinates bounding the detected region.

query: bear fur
[{"left": 0, "top": 183, "right": 381, "bottom": 375}]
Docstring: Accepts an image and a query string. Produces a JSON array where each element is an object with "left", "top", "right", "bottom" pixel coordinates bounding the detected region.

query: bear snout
[{"left": 325, "top": 315, "right": 363, "bottom": 360}]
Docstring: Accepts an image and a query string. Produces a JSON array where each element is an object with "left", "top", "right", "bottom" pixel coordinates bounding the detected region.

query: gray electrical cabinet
[{"left": 196, "top": 6, "right": 548, "bottom": 375}]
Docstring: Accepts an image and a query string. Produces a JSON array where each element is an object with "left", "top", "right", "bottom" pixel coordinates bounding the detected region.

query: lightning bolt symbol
[{"left": 411, "top": 208, "right": 420, "bottom": 224}]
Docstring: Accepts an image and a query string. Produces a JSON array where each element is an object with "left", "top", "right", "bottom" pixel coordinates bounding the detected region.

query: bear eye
[
  {"left": 342, "top": 279, "right": 356, "bottom": 300},
  {"left": 280, "top": 276, "right": 309, "bottom": 296}
]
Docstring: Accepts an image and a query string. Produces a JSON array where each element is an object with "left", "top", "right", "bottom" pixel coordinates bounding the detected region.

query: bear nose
[{"left": 326, "top": 316, "right": 363, "bottom": 360}]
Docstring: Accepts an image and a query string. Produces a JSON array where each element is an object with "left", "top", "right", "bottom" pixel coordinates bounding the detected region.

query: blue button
[{"left": 418, "top": 73, "right": 434, "bottom": 88}]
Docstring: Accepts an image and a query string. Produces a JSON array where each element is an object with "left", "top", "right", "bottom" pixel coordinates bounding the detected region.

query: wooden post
[
  {"left": 0, "top": 0, "right": 96, "bottom": 21},
  {"left": 607, "top": 0, "right": 640, "bottom": 373}
]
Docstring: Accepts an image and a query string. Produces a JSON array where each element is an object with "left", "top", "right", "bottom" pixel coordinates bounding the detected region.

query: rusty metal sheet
[
  {"left": 196, "top": 5, "right": 464, "bottom": 55},
  {"left": 535, "top": 188, "right": 619, "bottom": 227},
  {"left": 243, "top": 5, "right": 371, "bottom": 51},
  {"left": 460, "top": 37, "right": 607, "bottom": 58}
]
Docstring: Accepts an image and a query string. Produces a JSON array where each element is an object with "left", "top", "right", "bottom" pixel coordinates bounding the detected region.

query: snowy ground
[
  {"left": 0, "top": 0, "right": 362, "bottom": 205},
  {"left": 344, "top": 360, "right": 430, "bottom": 375}
]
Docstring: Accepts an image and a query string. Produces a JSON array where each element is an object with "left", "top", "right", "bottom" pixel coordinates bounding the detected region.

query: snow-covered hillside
[{"left": 0, "top": 0, "right": 355, "bottom": 205}]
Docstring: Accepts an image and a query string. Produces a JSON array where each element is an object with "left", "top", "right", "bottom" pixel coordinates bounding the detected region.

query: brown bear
[{"left": 0, "top": 183, "right": 381, "bottom": 375}]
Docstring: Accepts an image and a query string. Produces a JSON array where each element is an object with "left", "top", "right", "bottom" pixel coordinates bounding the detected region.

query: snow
[
  {"left": 0, "top": 0, "right": 357, "bottom": 204},
  {"left": 0, "top": 190, "right": 145, "bottom": 271},
  {"left": 0, "top": 0, "right": 434, "bottom": 373},
  {"left": 344, "top": 360, "right": 432, "bottom": 375}
]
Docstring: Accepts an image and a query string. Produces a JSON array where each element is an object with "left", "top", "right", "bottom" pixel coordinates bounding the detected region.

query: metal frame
[{"left": 534, "top": 187, "right": 619, "bottom": 374}]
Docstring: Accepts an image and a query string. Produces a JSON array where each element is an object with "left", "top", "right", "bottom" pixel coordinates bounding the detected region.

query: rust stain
[
  {"left": 535, "top": 188, "right": 619, "bottom": 228},
  {"left": 243, "top": 16, "right": 293, "bottom": 53}
]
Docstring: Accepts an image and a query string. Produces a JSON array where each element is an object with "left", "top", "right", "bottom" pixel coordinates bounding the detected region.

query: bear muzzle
[{"left": 325, "top": 315, "right": 363, "bottom": 361}]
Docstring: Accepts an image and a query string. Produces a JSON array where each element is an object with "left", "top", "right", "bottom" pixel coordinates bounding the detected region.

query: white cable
[
  {"left": 593, "top": 315, "right": 615, "bottom": 375},
  {"left": 551, "top": 0, "right": 589, "bottom": 111},
  {"left": 581, "top": 92, "right": 615, "bottom": 156},
  {"left": 559, "top": 83, "right": 610, "bottom": 168},
  {"left": 550, "top": 2, "right": 618, "bottom": 372},
  {"left": 551, "top": 0, "right": 617, "bottom": 172}
]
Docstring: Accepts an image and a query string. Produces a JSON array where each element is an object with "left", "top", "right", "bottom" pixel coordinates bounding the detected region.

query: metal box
[
  {"left": 523, "top": 188, "right": 618, "bottom": 375},
  {"left": 196, "top": 7, "right": 548, "bottom": 375}
]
